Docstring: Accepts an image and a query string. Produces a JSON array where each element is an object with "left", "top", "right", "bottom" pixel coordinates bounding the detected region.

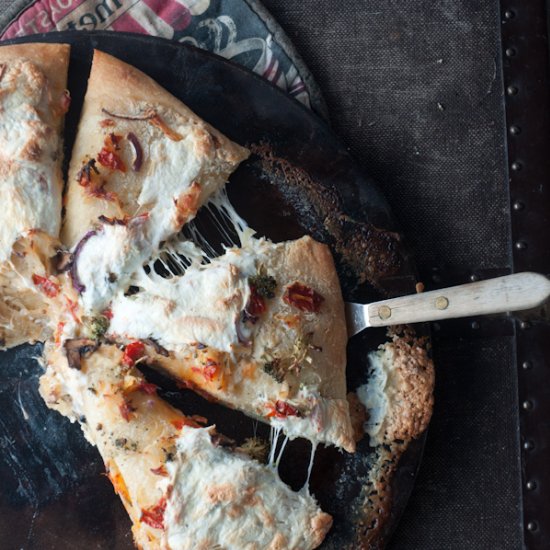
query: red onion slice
[
  {"left": 127, "top": 132, "right": 143, "bottom": 172},
  {"left": 101, "top": 108, "right": 155, "bottom": 121},
  {"left": 70, "top": 230, "right": 98, "bottom": 293}
]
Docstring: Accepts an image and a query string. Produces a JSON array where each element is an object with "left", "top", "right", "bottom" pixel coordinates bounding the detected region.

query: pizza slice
[
  {"left": 0, "top": 43, "right": 70, "bottom": 348},
  {"left": 106, "top": 235, "right": 355, "bottom": 452},
  {"left": 62, "top": 50, "right": 249, "bottom": 314},
  {"left": 40, "top": 341, "right": 332, "bottom": 550}
]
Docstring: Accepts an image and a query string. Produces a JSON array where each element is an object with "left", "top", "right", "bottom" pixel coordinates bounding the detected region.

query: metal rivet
[
  {"left": 520, "top": 320, "right": 531, "bottom": 330},
  {"left": 524, "top": 440, "right": 535, "bottom": 451},
  {"left": 510, "top": 125, "right": 521, "bottom": 135},
  {"left": 513, "top": 201, "right": 524, "bottom": 211},
  {"left": 471, "top": 321, "right": 480, "bottom": 330},
  {"left": 378, "top": 305, "right": 391, "bottom": 320},
  {"left": 523, "top": 400, "right": 534, "bottom": 410},
  {"left": 522, "top": 361, "right": 532, "bottom": 370},
  {"left": 470, "top": 274, "right": 479, "bottom": 282},
  {"left": 527, "top": 522, "right": 538, "bottom": 532},
  {"left": 506, "top": 47, "right": 517, "bottom": 57},
  {"left": 435, "top": 296, "right": 449, "bottom": 310},
  {"left": 507, "top": 85, "right": 518, "bottom": 95},
  {"left": 515, "top": 241, "right": 527, "bottom": 250},
  {"left": 504, "top": 9, "right": 516, "bottom": 19},
  {"left": 526, "top": 480, "right": 537, "bottom": 490},
  {"left": 511, "top": 161, "right": 522, "bottom": 171}
]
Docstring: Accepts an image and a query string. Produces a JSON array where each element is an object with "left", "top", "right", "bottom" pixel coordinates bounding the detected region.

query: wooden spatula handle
[{"left": 367, "top": 272, "right": 550, "bottom": 327}]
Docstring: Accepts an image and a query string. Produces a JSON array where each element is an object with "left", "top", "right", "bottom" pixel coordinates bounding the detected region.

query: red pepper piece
[
  {"left": 122, "top": 341, "right": 146, "bottom": 367},
  {"left": 97, "top": 147, "right": 126, "bottom": 172},
  {"left": 140, "top": 497, "right": 166, "bottom": 530},
  {"left": 283, "top": 282, "right": 324, "bottom": 313},
  {"left": 32, "top": 274, "right": 59, "bottom": 298}
]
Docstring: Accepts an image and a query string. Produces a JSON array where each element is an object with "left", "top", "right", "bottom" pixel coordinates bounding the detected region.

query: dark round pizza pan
[{"left": 0, "top": 31, "right": 430, "bottom": 549}]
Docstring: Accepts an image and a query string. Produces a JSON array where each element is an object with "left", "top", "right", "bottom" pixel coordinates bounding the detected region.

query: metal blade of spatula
[{"left": 345, "top": 272, "right": 550, "bottom": 338}]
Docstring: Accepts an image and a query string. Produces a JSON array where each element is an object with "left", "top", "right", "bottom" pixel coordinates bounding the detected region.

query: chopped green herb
[
  {"left": 88, "top": 315, "right": 110, "bottom": 340},
  {"left": 249, "top": 274, "right": 277, "bottom": 299}
]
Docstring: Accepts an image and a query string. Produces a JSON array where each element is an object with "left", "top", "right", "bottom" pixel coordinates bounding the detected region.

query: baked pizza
[
  {"left": 0, "top": 46, "right": 345, "bottom": 548},
  {"left": 40, "top": 342, "right": 332, "bottom": 550},
  {"left": 107, "top": 235, "right": 355, "bottom": 452},
  {"left": 0, "top": 42, "right": 425, "bottom": 550}
]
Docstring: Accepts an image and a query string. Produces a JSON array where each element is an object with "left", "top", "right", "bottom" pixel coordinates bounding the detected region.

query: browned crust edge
[{"left": 88, "top": 49, "right": 249, "bottom": 165}]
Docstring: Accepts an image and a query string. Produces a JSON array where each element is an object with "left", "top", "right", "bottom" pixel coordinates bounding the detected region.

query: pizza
[
  {"left": 0, "top": 45, "right": 358, "bottom": 549},
  {"left": 107, "top": 235, "right": 355, "bottom": 452},
  {"left": 40, "top": 342, "right": 332, "bottom": 550}
]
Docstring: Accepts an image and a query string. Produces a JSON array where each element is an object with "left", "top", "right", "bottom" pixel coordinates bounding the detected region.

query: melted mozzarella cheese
[
  {"left": 356, "top": 348, "right": 391, "bottom": 446},
  {"left": 73, "top": 111, "right": 240, "bottom": 314},
  {"left": 108, "top": 239, "right": 270, "bottom": 352},
  {"left": 163, "top": 428, "right": 331, "bottom": 550},
  {"left": 0, "top": 61, "right": 61, "bottom": 262}
]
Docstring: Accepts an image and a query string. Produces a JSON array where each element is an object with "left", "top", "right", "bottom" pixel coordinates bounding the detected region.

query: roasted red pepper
[
  {"left": 119, "top": 399, "right": 135, "bottom": 422},
  {"left": 245, "top": 286, "right": 266, "bottom": 318},
  {"left": 150, "top": 465, "right": 168, "bottom": 477},
  {"left": 97, "top": 147, "right": 126, "bottom": 172},
  {"left": 137, "top": 382, "right": 158, "bottom": 395},
  {"left": 140, "top": 497, "right": 166, "bottom": 530},
  {"left": 266, "top": 400, "right": 300, "bottom": 419},
  {"left": 32, "top": 274, "right": 59, "bottom": 298},
  {"left": 122, "top": 341, "right": 146, "bottom": 367},
  {"left": 283, "top": 282, "right": 324, "bottom": 313},
  {"left": 170, "top": 417, "right": 201, "bottom": 430}
]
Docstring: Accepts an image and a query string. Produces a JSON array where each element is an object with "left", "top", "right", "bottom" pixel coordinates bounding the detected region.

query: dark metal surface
[{"left": 0, "top": 32, "right": 426, "bottom": 549}]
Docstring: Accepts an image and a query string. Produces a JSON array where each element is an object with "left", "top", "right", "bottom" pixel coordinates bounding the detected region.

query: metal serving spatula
[{"left": 346, "top": 272, "right": 550, "bottom": 338}]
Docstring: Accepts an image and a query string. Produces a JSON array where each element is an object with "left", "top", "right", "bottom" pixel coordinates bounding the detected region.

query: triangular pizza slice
[
  {"left": 0, "top": 43, "right": 70, "bottom": 348},
  {"left": 40, "top": 342, "right": 332, "bottom": 550},
  {"left": 62, "top": 50, "right": 249, "bottom": 314},
  {"left": 107, "top": 235, "right": 355, "bottom": 452}
]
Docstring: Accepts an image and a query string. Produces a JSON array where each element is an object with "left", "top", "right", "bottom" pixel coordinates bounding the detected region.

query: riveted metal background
[{"left": 500, "top": 2, "right": 550, "bottom": 548}]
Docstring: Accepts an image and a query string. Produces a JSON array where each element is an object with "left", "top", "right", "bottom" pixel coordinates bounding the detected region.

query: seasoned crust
[
  {"left": 88, "top": 50, "right": 248, "bottom": 166},
  {"left": 381, "top": 327, "right": 434, "bottom": 442},
  {"left": 359, "top": 326, "right": 434, "bottom": 446}
]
